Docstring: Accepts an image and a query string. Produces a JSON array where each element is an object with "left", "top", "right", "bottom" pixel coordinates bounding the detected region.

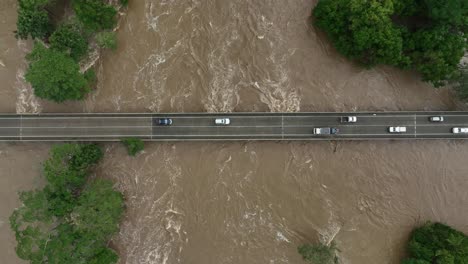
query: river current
[{"left": 1, "top": 0, "right": 467, "bottom": 263}]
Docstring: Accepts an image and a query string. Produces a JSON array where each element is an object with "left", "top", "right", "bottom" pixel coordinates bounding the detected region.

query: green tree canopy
[
  {"left": 313, "top": 0, "right": 408, "bottom": 67},
  {"left": 313, "top": 0, "right": 467, "bottom": 86},
  {"left": 50, "top": 23, "right": 89, "bottom": 61},
  {"left": 25, "top": 43, "right": 90, "bottom": 102},
  {"left": 72, "top": 0, "right": 117, "bottom": 32},
  {"left": 405, "top": 26, "right": 466, "bottom": 86},
  {"left": 423, "top": 0, "right": 468, "bottom": 26},
  {"left": 10, "top": 144, "right": 124, "bottom": 264},
  {"left": 71, "top": 179, "right": 124, "bottom": 241},
  {"left": 402, "top": 222, "right": 468, "bottom": 263},
  {"left": 16, "top": 0, "right": 53, "bottom": 39}
]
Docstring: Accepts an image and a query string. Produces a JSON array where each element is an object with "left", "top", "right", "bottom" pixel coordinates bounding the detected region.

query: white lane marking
[
  {"left": 414, "top": 114, "right": 417, "bottom": 138},
  {"left": 281, "top": 115, "right": 284, "bottom": 139},
  {"left": 0, "top": 132, "right": 461, "bottom": 138},
  {"left": 0, "top": 124, "right": 463, "bottom": 129},
  {"left": 1, "top": 114, "right": 468, "bottom": 120},
  {"left": 19, "top": 115, "right": 22, "bottom": 140}
]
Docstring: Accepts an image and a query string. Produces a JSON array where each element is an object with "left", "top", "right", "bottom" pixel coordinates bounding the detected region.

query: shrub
[
  {"left": 95, "top": 31, "right": 117, "bottom": 50},
  {"left": 84, "top": 69, "right": 97, "bottom": 84},
  {"left": 298, "top": 242, "right": 338, "bottom": 264},
  {"left": 72, "top": 0, "right": 117, "bottom": 32},
  {"left": 402, "top": 222, "right": 468, "bottom": 263},
  {"left": 50, "top": 23, "right": 88, "bottom": 61},
  {"left": 25, "top": 43, "right": 90, "bottom": 102},
  {"left": 121, "top": 138, "right": 144, "bottom": 156}
]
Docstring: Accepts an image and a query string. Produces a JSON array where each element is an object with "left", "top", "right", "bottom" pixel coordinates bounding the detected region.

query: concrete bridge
[{"left": 1, "top": 112, "right": 468, "bottom": 141}]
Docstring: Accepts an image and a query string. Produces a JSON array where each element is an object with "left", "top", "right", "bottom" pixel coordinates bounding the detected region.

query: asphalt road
[{"left": 1, "top": 112, "right": 468, "bottom": 141}]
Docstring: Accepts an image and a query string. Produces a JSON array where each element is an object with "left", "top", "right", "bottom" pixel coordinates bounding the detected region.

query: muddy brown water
[{"left": 1, "top": 0, "right": 468, "bottom": 264}]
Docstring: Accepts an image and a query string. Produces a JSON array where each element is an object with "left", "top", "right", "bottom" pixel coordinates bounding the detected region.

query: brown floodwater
[{"left": 1, "top": 0, "right": 468, "bottom": 264}]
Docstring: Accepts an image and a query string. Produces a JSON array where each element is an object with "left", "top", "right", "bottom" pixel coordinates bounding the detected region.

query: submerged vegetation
[
  {"left": 313, "top": 0, "right": 467, "bottom": 89},
  {"left": 121, "top": 137, "right": 144, "bottom": 156},
  {"left": 298, "top": 242, "right": 339, "bottom": 264},
  {"left": 402, "top": 222, "right": 468, "bottom": 264},
  {"left": 10, "top": 144, "right": 124, "bottom": 264},
  {"left": 15, "top": 0, "right": 126, "bottom": 103}
]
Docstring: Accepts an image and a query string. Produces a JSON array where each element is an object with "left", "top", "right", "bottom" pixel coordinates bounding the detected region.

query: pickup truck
[{"left": 313, "top": 127, "right": 339, "bottom": 135}]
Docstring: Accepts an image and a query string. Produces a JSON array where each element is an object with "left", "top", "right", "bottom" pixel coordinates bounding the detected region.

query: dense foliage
[
  {"left": 50, "top": 23, "right": 88, "bottom": 61},
  {"left": 15, "top": 0, "right": 122, "bottom": 103},
  {"left": 10, "top": 144, "right": 124, "bottom": 264},
  {"left": 298, "top": 242, "right": 338, "bottom": 264},
  {"left": 121, "top": 138, "right": 144, "bottom": 156},
  {"left": 16, "top": 0, "right": 53, "bottom": 39},
  {"left": 402, "top": 222, "right": 468, "bottom": 264},
  {"left": 313, "top": 0, "right": 467, "bottom": 86},
  {"left": 25, "top": 43, "right": 90, "bottom": 102},
  {"left": 72, "top": 0, "right": 117, "bottom": 32},
  {"left": 96, "top": 31, "right": 118, "bottom": 50}
]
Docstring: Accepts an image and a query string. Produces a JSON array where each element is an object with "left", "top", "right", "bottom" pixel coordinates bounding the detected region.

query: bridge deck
[{"left": 1, "top": 112, "right": 468, "bottom": 141}]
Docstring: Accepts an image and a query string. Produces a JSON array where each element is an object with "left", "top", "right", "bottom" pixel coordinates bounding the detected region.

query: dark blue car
[{"left": 157, "top": 118, "right": 173, "bottom": 125}]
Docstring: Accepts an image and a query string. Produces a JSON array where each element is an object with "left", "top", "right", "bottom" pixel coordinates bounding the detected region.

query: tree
[
  {"left": 40, "top": 144, "right": 102, "bottom": 217},
  {"left": 402, "top": 222, "right": 468, "bottom": 263},
  {"left": 121, "top": 138, "right": 144, "bottom": 156},
  {"left": 72, "top": 0, "right": 117, "bottom": 32},
  {"left": 16, "top": 8, "right": 52, "bottom": 40},
  {"left": 50, "top": 23, "right": 89, "bottom": 61},
  {"left": 313, "top": 0, "right": 467, "bottom": 86},
  {"left": 10, "top": 144, "right": 123, "bottom": 264},
  {"left": 95, "top": 31, "right": 118, "bottom": 50},
  {"left": 298, "top": 242, "right": 338, "bottom": 264},
  {"left": 25, "top": 43, "right": 90, "bottom": 102},
  {"left": 71, "top": 179, "right": 124, "bottom": 241},
  {"left": 423, "top": 0, "right": 468, "bottom": 27},
  {"left": 404, "top": 26, "right": 466, "bottom": 87},
  {"left": 313, "top": 0, "right": 408, "bottom": 67},
  {"left": 16, "top": 0, "right": 53, "bottom": 40}
]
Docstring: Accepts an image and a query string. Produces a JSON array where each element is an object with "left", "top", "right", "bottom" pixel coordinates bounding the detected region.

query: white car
[
  {"left": 341, "top": 116, "right": 357, "bottom": 123},
  {"left": 215, "top": 118, "right": 230, "bottom": 125},
  {"left": 452, "top": 127, "right": 468, "bottom": 133},
  {"left": 388, "top": 126, "right": 407, "bottom": 133},
  {"left": 429, "top": 116, "right": 444, "bottom": 122}
]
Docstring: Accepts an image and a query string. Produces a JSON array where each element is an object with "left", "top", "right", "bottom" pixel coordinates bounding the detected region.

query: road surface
[{"left": 0, "top": 112, "right": 467, "bottom": 141}]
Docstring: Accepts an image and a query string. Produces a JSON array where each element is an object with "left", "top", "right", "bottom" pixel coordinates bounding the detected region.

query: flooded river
[{"left": 1, "top": 0, "right": 468, "bottom": 263}]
